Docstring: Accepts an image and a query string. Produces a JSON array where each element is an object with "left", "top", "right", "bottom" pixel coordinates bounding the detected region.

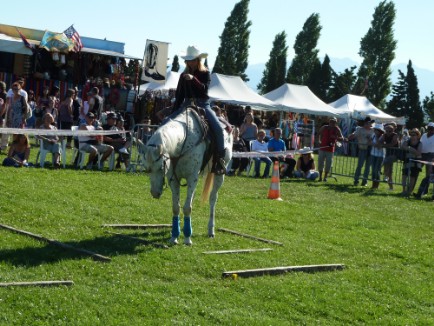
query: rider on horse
[{"left": 163, "top": 45, "right": 227, "bottom": 175}]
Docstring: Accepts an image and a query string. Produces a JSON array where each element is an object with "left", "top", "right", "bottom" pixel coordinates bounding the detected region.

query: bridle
[{"left": 146, "top": 144, "right": 170, "bottom": 189}]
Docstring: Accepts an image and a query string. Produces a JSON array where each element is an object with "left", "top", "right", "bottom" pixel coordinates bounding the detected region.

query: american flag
[
  {"left": 64, "top": 25, "right": 83, "bottom": 52},
  {"left": 16, "top": 28, "right": 35, "bottom": 53}
]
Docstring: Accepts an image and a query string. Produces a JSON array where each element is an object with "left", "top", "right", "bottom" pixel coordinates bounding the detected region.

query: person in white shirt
[
  {"left": 414, "top": 122, "right": 434, "bottom": 198},
  {"left": 251, "top": 129, "right": 272, "bottom": 178}
]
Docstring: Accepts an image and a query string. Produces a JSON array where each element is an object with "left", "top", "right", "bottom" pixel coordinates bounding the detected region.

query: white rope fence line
[
  {"left": 232, "top": 146, "right": 329, "bottom": 158},
  {"left": 0, "top": 128, "right": 127, "bottom": 137}
]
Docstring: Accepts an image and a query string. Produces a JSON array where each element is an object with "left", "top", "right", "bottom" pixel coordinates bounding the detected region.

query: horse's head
[{"left": 144, "top": 144, "right": 169, "bottom": 199}]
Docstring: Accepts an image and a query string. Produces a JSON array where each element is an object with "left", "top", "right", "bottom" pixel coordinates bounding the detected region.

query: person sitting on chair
[
  {"left": 103, "top": 112, "right": 130, "bottom": 169},
  {"left": 251, "top": 129, "right": 272, "bottom": 178},
  {"left": 38, "top": 113, "right": 61, "bottom": 168},
  {"left": 164, "top": 45, "right": 227, "bottom": 175},
  {"left": 294, "top": 147, "right": 319, "bottom": 180},
  {"left": 78, "top": 112, "right": 113, "bottom": 170},
  {"left": 267, "top": 127, "right": 296, "bottom": 178}
]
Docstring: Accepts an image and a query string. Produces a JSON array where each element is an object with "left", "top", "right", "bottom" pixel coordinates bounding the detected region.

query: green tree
[
  {"left": 405, "top": 60, "right": 424, "bottom": 128},
  {"left": 171, "top": 55, "right": 180, "bottom": 72},
  {"left": 212, "top": 0, "right": 251, "bottom": 81},
  {"left": 257, "top": 31, "right": 288, "bottom": 94},
  {"left": 357, "top": 0, "right": 397, "bottom": 108},
  {"left": 307, "top": 54, "right": 334, "bottom": 102},
  {"left": 387, "top": 60, "right": 424, "bottom": 128},
  {"left": 422, "top": 92, "right": 434, "bottom": 122},
  {"left": 386, "top": 70, "right": 407, "bottom": 117},
  {"left": 286, "top": 13, "right": 322, "bottom": 85},
  {"left": 328, "top": 66, "right": 358, "bottom": 102}
]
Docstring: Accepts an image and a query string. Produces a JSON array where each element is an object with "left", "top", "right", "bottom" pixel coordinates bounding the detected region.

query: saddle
[{"left": 185, "top": 106, "right": 230, "bottom": 173}]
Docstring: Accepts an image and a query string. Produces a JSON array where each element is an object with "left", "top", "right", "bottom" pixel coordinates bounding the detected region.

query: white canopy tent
[
  {"left": 328, "top": 94, "right": 405, "bottom": 125},
  {"left": 208, "top": 73, "right": 277, "bottom": 110},
  {"left": 138, "top": 71, "right": 180, "bottom": 95},
  {"left": 262, "top": 83, "right": 345, "bottom": 117}
]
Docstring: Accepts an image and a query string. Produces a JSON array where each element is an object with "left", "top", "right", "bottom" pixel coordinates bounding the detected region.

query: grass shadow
[{"left": 0, "top": 232, "right": 170, "bottom": 267}]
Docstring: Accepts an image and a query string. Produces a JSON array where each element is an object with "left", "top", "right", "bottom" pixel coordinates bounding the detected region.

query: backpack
[{"left": 20, "top": 96, "right": 32, "bottom": 120}]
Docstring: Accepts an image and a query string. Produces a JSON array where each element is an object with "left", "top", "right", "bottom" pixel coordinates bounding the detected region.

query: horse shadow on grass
[
  {"left": 0, "top": 230, "right": 170, "bottom": 267},
  {"left": 306, "top": 180, "right": 411, "bottom": 198}
]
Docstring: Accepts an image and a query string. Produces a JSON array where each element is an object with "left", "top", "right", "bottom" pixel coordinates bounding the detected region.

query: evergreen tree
[
  {"left": 357, "top": 0, "right": 397, "bottom": 108},
  {"left": 257, "top": 31, "right": 288, "bottom": 94},
  {"left": 171, "top": 55, "right": 180, "bottom": 72},
  {"left": 212, "top": 0, "right": 251, "bottom": 81},
  {"left": 286, "top": 13, "right": 322, "bottom": 85},
  {"left": 422, "top": 92, "right": 434, "bottom": 122},
  {"left": 307, "top": 54, "right": 333, "bottom": 102},
  {"left": 328, "top": 66, "right": 358, "bottom": 102},
  {"left": 405, "top": 60, "right": 424, "bottom": 128},
  {"left": 386, "top": 70, "right": 407, "bottom": 117},
  {"left": 387, "top": 60, "right": 424, "bottom": 128}
]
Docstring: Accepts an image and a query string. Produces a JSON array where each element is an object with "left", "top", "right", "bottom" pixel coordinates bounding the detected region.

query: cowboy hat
[
  {"left": 180, "top": 46, "right": 208, "bottom": 61},
  {"left": 373, "top": 123, "right": 385, "bottom": 133},
  {"left": 298, "top": 147, "right": 313, "bottom": 154},
  {"left": 426, "top": 122, "right": 434, "bottom": 128},
  {"left": 363, "top": 116, "right": 375, "bottom": 124}
]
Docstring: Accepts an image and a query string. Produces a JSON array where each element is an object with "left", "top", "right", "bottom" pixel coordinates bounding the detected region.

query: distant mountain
[{"left": 245, "top": 58, "right": 434, "bottom": 100}]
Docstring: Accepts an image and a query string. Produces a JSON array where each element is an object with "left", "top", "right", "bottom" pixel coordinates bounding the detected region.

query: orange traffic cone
[{"left": 268, "top": 161, "right": 282, "bottom": 200}]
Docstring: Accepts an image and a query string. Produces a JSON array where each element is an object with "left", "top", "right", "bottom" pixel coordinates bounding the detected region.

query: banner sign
[{"left": 141, "top": 39, "right": 169, "bottom": 84}]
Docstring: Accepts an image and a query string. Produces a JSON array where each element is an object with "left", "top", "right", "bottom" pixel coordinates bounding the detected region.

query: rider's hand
[{"left": 184, "top": 74, "right": 193, "bottom": 81}]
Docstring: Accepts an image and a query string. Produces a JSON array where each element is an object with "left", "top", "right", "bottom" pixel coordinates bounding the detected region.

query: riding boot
[
  {"left": 371, "top": 181, "right": 379, "bottom": 189},
  {"left": 212, "top": 148, "right": 227, "bottom": 175}
]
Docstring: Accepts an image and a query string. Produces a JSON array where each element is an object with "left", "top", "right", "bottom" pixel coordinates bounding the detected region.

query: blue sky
[{"left": 4, "top": 0, "right": 433, "bottom": 72}]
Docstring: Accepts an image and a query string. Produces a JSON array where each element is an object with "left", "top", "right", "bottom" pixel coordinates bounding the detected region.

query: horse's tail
[{"left": 201, "top": 171, "right": 215, "bottom": 204}]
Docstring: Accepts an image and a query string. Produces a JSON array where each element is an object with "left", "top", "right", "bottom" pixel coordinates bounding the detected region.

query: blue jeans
[
  {"left": 165, "top": 99, "right": 224, "bottom": 152},
  {"left": 370, "top": 155, "right": 383, "bottom": 182},
  {"left": 354, "top": 148, "right": 371, "bottom": 182},
  {"left": 254, "top": 157, "right": 272, "bottom": 177}
]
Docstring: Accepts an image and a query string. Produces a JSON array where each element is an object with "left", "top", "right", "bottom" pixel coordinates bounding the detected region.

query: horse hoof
[
  {"left": 184, "top": 237, "right": 193, "bottom": 246},
  {"left": 208, "top": 233, "right": 215, "bottom": 238},
  {"left": 169, "top": 237, "right": 178, "bottom": 245}
]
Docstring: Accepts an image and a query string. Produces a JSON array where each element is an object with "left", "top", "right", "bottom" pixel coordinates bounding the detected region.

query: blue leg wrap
[
  {"left": 183, "top": 216, "right": 192, "bottom": 238},
  {"left": 172, "top": 216, "right": 180, "bottom": 238}
]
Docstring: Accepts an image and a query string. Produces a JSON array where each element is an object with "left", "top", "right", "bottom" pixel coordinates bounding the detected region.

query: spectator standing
[
  {"left": 370, "top": 123, "right": 386, "bottom": 189},
  {"left": 87, "top": 87, "right": 103, "bottom": 119},
  {"left": 0, "top": 81, "right": 7, "bottom": 151},
  {"left": 414, "top": 122, "right": 434, "bottom": 199},
  {"left": 251, "top": 129, "right": 272, "bottom": 178},
  {"left": 382, "top": 123, "right": 399, "bottom": 190},
  {"left": 239, "top": 112, "right": 258, "bottom": 145},
  {"left": 227, "top": 127, "right": 249, "bottom": 176},
  {"left": 317, "top": 117, "right": 344, "bottom": 181},
  {"left": 26, "top": 90, "right": 36, "bottom": 129},
  {"left": 401, "top": 128, "right": 422, "bottom": 196},
  {"left": 5, "top": 82, "right": 28, "bottom": 129},
  {"left": 58, "top": 89, "right": 74, "bottom": 148},
  {"left": 348, "top": 117, "right": 374, "bottom": 186},
  {"left": 72, "top": 87, "right": 82, "bottom": 126},
  {"left": 42, "top": 97, "right": 58, "bottom": 126}
]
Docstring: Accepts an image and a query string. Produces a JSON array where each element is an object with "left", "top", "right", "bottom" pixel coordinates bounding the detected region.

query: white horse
[{"left": 144, "top": 108, "right": 233, "bottom": 245}]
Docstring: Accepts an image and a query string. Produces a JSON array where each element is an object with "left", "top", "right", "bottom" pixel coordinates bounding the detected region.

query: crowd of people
[
  {"left": 0, "top": 47, "right": 433, "bottom": 200},
  {"left": 0, "top": 77, "right": 137, "bottom": 170}
]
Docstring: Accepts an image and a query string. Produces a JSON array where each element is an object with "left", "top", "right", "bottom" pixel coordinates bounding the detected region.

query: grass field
[{"left": 0, "top": 149, "right": 433, "bottom": 325}]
